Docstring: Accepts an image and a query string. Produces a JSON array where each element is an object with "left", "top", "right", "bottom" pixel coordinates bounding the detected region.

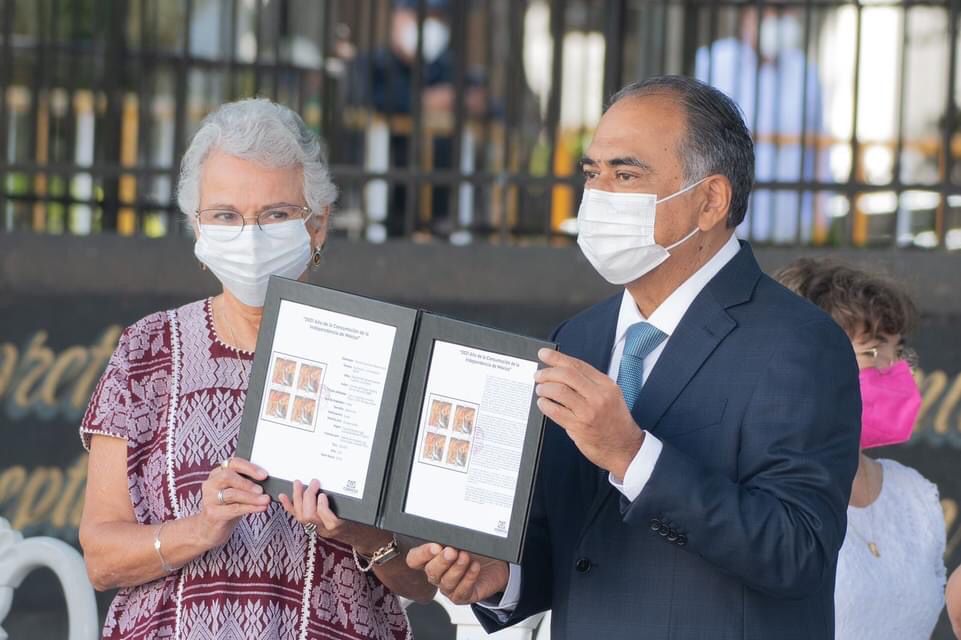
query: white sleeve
[
  {"left": 474, "top": 563, "right": 522, "bottom": 621},
  {"left": 609, "top": 432, "right": 663, "bottom": 502}
]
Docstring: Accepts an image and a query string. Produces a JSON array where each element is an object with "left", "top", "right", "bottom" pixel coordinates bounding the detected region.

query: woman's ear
[{"left": 308, "top": 206, "right": 330, "bottom": 250}]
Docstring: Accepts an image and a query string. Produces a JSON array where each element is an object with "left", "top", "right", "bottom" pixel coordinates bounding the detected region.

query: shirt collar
[{"left": 613, "top": 233, "right": 741, "bottom": 348}]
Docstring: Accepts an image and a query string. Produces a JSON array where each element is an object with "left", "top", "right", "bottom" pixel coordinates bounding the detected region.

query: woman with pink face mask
[{"left": 775, "top": 259, "right": 945, "bottom": 640}]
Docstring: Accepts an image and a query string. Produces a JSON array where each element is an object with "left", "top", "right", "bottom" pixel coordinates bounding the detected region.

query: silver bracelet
[
  {"left": 352, "top": 536, "right": 400, "bottom": 573},
  {"left": 153, "top": 521, "right": 176, "bottom": 574}
]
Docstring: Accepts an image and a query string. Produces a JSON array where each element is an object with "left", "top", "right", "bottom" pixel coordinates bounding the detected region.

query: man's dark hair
[
  {"left": 608, "top": 75, "right": 755, "bottom": 228},
  {"left": 773, "top": 258, "right": 919, "bottom": 340}
]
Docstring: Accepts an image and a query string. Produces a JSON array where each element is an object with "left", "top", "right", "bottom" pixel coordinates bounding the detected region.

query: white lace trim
[
  {"left": 204, "top": 297, "right": 255, "bottom": 356},
  {"left": 298, "top": 531, "right": 318, "bottom": 640},
  {"left": 166, "top": 308, "right": 183, "bottom": 519},
  {"left": 167, "top": 308, "right": 186, "bottom": 640}
]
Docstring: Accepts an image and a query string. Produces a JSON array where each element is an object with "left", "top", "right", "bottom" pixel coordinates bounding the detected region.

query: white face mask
[
  {"left": 399, "top": 17, "right": 450, "bottom": 63},
  {"left": 576, "top": 178, "right": 707, "bottom": 285},
  {"left": 194, "top": 220, "right": 312, "bottom": 307}
]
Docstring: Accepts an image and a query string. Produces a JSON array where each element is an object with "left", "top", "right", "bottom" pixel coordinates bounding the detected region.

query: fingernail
[
  {"left": 444, "top": 547, "right": 457, "bottom": 561},
  {"left": 538, "top": 348, "right": 550, "bottom": 360},
  {"left": 430, "top": 543, "right": 441, "bottom": 555},
  {"left": 535, "top": 384, "right": 543, "bottom": 395},
  {"left": 254, "top": 485, "right": 263, "bottom": 494}
]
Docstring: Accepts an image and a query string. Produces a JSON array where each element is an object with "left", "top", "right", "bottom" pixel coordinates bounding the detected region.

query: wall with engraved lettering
[{"left": 1, "top": 233, "right": 958, "bottom": 637}]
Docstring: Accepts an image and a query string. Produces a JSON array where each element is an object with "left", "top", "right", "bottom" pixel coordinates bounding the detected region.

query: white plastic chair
[
  {"left": 401, "top": 592, "right": 547, "bottom": 639},
  {"left": 0, "top": 518, "right": 98, "bottom": 640}
]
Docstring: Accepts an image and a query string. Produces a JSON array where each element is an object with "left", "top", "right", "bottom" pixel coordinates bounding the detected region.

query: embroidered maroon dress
[{"left": 81, "top": 299, "right": 411, "bottom": 640}]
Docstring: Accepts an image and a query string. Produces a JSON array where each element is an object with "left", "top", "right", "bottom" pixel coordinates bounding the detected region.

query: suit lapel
[
  {"left": 631, "top": 292, "right": 735, "bottom": 433},
  {"left": 636, "top": 242, "right": 761, "bottom": 433}
]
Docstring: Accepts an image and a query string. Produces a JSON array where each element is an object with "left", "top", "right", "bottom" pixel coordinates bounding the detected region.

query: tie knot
[{"left": 624, "top": 322, "right": 667, "bottom": 361}]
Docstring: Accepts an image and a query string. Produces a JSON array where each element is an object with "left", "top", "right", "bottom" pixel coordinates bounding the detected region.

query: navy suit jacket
[{"left": 475, "top": 242, "right": 861, "bottom": 640}]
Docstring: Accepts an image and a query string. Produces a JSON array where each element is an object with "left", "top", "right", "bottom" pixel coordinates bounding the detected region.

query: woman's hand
[
  {"left": 199, "top": 457, "right": 271, "bottom": 548},
  {"left": 279, "top": 479, "right": 392, "bottom": 553}
]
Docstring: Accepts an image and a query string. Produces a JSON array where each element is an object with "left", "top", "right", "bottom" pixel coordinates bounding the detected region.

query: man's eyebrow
[
  {"left": 608, "top": 156, "right": 654, "bottom": 173},
  {"left": 577, "top": 155, "right": 653, "bottom": 173}
]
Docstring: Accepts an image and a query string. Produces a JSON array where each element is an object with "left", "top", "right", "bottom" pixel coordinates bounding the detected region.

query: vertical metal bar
[
  {"left": 499, "top": 0, "right": 524, "bottom": 242},
  {"left": 940, "top": 0, "right": 959, "bottom": 248},
  {"left": 99, "top": 0, "right": 129, "bottom": 232},
  {"left": 253, "top": 0, "right": 263, "bottom": 95},
  {"left": 138, "top": 0, "right": 155, "bottom": 226},
  {"left": 272, "top": 0, "right": 283, "bottom": 100},
  {"left": 705, "top": 0, "right": 718, "bottom": 83},
  {"left": 846, "top": 3, "right": 863, "bottom": 247},
  {"left": 172, "top": 0, "right": 193, "bottom": 227},
  {"left": 680, "top": 1, "right": 700, "bottom": 77},
  {"left": 227, "top": 0, "right": 238, "bottom": 99},
  {"left": 891, "top": 4, "right": 910, "bottom": 246},
  {"left": 543, "top": 0, "right": 565, "bottom": 239},
  {"left": 658, "top": 0, "right": 669, "bottom": 74},
  {"left": 0, "top": 0, "right": 16, "bottom": 226},
  {"left": 27, "top": 0, "right": 48, "bottom": 230},
  {"left": 319, "top": 0, "right": 336, "bottom": 157},
  {"left": 748, "top": 0, "right": 764, "bottom": 244},
  {"left": 795, "top": 0, "right": 813, "bottom": 246},
  {"left": 768, "top": 3, "right": 783, "bottom": 243},
  {"left": 403, "top": 0, "right": 427, "bottom": 236},
  {"left": 448, "top": 0, "right": 468, "bottom": 232},
  {"left": 602, "top": 0, "right": 627, "bottom": 101}
]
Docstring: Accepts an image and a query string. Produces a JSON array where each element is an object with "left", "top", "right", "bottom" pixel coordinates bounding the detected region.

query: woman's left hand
[{"left": 279, "top": 479, "right": 392, "bottom": 553}]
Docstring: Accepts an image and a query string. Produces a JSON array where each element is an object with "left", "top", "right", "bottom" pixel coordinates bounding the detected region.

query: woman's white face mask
[
  {"left": 194, "top": 219, "right": 312, "bottom": 307},
  {"left": 576, "top": 177, "right": 707, "bottom": 285}
]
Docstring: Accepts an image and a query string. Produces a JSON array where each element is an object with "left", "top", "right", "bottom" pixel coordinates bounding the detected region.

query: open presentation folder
[{"left": 235, "top": 276, "right": 555, "bottom": 563}]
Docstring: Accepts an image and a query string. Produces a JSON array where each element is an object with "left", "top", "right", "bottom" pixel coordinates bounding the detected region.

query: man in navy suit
[{"left": 407, "top": 75, "right": 860, "bottom": 639}]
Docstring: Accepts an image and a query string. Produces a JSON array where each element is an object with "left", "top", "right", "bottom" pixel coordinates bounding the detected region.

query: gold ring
[
  {"left": 220, "top": 458, "right": 231, "bottom": 471},
  {"left": 217, "top": 489, "right": 227, "bottom": 506}
]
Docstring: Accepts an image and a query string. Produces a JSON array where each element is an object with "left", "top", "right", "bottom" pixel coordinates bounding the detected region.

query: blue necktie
[{"left": 616, "top": 322, "right": 667, "bottom": 410}]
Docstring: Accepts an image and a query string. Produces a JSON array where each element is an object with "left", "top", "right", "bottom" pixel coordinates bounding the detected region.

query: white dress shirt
[{"left": 486, "top": 233, "right": 742, "bottom": 615}]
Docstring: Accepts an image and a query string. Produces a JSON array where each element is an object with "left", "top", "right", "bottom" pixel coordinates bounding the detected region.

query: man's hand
[
  {"left": 407, "top": 543, "right": 509, "bottom": 605},
  {"left": 535, "top": 348, "right": 644, "bottom": 480}
]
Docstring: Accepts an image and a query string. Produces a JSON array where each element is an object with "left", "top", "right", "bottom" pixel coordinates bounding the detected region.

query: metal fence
[{"left": 2, "top": 0, "right": 960, "bottom": 248}]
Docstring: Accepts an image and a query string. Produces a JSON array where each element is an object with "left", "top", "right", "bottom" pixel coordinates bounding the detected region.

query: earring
[
  {"left": 199, "top": 260, "right": 207, "bottom": 271},
  {"left": 311, "top": 247, "right": 323, "bottom": 267}
]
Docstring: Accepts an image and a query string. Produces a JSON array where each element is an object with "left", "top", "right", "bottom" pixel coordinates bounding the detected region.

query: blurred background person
[
  {"left": 347, "top": 0, "right": 489, "bottom": 240},
  {"left": 78, "top": 98, "right": 432, "bottom": 639},
  {"left": 696, "top": 5, "right": 825, "bottom": 244},
  {"left": 775, "top": 258, "right": 946, "bottom": 640}
]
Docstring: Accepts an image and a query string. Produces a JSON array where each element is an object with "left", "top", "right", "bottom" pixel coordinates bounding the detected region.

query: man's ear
[{"left": 697, "top": 175, "right": 732, "bottom": 232}]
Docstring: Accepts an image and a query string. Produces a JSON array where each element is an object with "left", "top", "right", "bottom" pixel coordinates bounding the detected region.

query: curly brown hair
[{"left": 773, "top": 258, "right": 919, "bottom": 340}]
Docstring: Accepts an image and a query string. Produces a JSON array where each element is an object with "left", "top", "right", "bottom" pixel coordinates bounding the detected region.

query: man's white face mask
[
  {"left": 576, "top": 177, "right": 707, "bottom": 285},
  {"left": 194, "top": 219, "right": 312, "bottom": 307}
]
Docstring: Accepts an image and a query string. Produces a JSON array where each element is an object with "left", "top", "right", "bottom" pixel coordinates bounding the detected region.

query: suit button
[
  {"left": 677, "top": 535, "right": 688, "bottom": 547},
  {"left": 666, "top": 530, "right": 679, "bottom": 543},
  {"left": 658, "top": 527, "right": 669, "bottom": 537},
  {"left": 650, "top": 518, "right": 662, "bottom": 532},
  {"left": 575, "top": 558, "right": 592, "bottom": 573}
]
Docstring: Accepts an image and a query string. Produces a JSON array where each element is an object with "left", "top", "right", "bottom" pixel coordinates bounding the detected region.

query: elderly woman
[
  {"left": 774, "top": 259, "right": 945, "bottom": 640},
  {"left": 79, "top": 98, "right": 433, "bottom": 639}
]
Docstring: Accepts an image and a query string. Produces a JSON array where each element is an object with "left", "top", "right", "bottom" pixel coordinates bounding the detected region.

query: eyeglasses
[
  {"left": 855, "top": 344, "right": 918, "bottom": 372},
  {"left": 195, "top": 204, "right": 312, "bottom": 241}
]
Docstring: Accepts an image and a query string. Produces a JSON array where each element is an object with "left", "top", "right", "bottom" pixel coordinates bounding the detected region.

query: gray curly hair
[{"left": 176, "top": 98, "right": 337, "bottom": 217}]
